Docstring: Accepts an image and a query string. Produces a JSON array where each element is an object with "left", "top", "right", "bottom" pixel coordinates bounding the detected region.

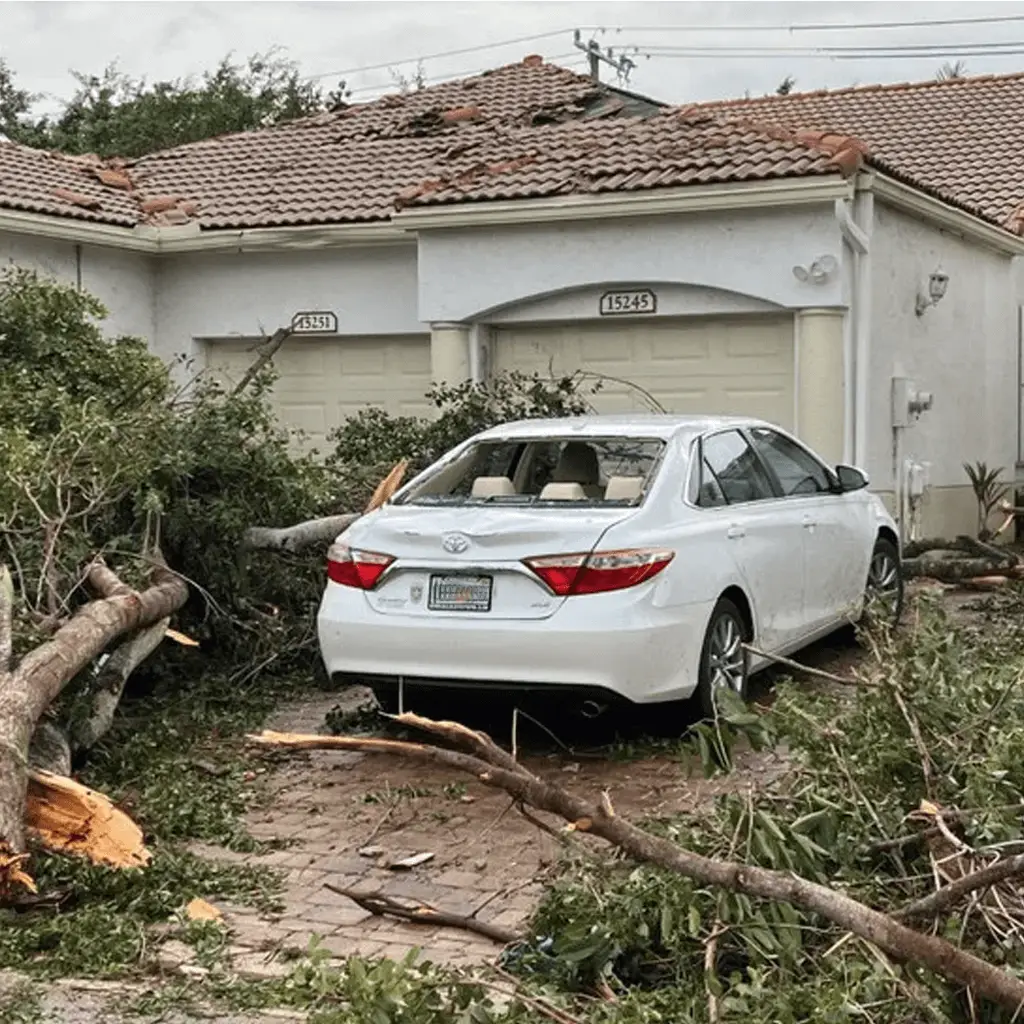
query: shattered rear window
[{"left": 394, "top": 437, "right": 666, "bottom": 507}]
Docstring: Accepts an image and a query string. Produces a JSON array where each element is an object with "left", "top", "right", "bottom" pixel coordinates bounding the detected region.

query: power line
[
  {"left": 306, "top": 29, "right": 573, "bottom": 82},
  {"left": 342, "top": 52, "right": 583, "bottom": 97},
  {"left": 636, "top": 44, "right": 1024, "bottom": 61},
  {"left": 605, "top": 13, "right": 1024, "bottom": 33}
]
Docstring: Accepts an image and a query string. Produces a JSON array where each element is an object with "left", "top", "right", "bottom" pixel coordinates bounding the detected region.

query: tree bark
[
  {"left": 242, "top": 514, "right": 360, "bottom": 554},
  {"left": 230, "top": 326, "right": 292, "bottom": 397},
  {"left": 71, "top": 617, "right": 169, "bottom": 752},
  {"left": 251, "top": 721, "right": 1024, "bottom": 1013},
  {"left": 0, "top": 561, "right": 187, "bottom": 860},
  {"left": 902, "top": 557, "right": 1015, "bottom": 582}
]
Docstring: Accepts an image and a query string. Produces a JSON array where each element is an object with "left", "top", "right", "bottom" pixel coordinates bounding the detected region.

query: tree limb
[
  {"left": 322, "top": 882, "right": 521, "bottom": 945},
  {"left": 0, "top": 565, "right": 12, "bottom": 675},
  {"left": 231, "top": 327, "right": 292, "bottom": 397},
  {"left": 242, "top": 514, "right": 361, "bottom": 554},
  {"left": 71, "top": 617, "right": 170, "bottom": 752},
  {"left": 896, "top": 854, "right": 1024, "bottom": 921},
  {"left": 0, "top": 560, "right": 187, "bottom": 861},
  {"left": 251, "top": 721, "right": 1024, "bottom": 1013}
]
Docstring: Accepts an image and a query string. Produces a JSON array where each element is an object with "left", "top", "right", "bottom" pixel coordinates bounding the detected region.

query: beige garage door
[
  {"left": 492, "top": 316, "right": 795, "bottom": 428},
  {"left": 204, "top": 334, "right": 432, "bottom": 452}
]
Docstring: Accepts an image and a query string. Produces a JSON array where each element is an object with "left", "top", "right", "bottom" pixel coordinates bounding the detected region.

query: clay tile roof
[
  {"left": 2, "top": 61, "right": 1021, "bottom": 236},
  {"left": 691, "top": 71, "right": 1024, "bottom": 232},
  {"left": 0, "top": 144, "right": 139, "bottom": 225}
]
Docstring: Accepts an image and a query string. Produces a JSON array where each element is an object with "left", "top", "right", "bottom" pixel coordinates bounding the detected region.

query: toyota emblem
[{"left": 442, "top": 532, "right": 470, "bottom": 554}]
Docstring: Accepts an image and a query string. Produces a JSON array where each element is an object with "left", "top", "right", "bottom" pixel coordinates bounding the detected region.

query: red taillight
[
  {"left": 326, "top": 543, "right": 395, "bottom": 590},
  {"left": 523, "top": 548, "right": 674, "bottom": 597}
]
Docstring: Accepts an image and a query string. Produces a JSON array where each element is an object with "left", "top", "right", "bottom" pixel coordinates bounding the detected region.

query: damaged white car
[{"left": 317, "top": 415, "right": 900, "bottom": 718}]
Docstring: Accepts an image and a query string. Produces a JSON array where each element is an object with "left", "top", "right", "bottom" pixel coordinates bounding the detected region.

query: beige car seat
[
  {"left": 551, "top": 442, "right": 603, "bottom": 499},
  {"left": 471, "top": 476, "right": 516, "bottom": 498}
]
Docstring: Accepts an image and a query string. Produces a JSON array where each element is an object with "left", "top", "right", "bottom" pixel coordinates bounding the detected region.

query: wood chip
[
  {"left": 388, "top": 851, "right": 434, "bottom": 870},
  {"left": 358, "top": 845, "right": 385, "bottom": 858}
]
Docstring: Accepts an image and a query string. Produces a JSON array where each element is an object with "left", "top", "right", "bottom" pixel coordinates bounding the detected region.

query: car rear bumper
[{"left": 317, "top": 582, "right": 713, "bottom": 705}]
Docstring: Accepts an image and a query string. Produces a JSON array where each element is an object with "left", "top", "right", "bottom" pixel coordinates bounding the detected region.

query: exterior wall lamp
[
  {"left": 915, "top": 271, "right": 949, "bottom": 316},
  {"left": 792, "top": 254, "right": 838, "bottom": 284}
]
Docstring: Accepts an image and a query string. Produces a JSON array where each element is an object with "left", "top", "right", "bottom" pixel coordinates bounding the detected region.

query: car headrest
[
  {"left": 471, "top": 476, "right": 516, "bottom": 498},
  {"left": 604, "top": 476, "right": 644, "bottom": 501},
  {"left": 539, "top": 482, "right": 586, "bottom": 501},
  {"left": 552, "top": 441, "right": 600, "bottom": 485}
]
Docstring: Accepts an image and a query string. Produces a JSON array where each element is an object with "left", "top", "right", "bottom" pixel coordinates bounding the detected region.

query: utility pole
[{"left": 573, "top": 29, "right": 635, "bottom": 85}]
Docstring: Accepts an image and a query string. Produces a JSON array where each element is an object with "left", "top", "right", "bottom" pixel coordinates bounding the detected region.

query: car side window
[
  {"left": 749, "top": 428, "right": 830, "bottom": 497},
  {"left": 698, "top": 431, "right": 774, "bottom": 507}
]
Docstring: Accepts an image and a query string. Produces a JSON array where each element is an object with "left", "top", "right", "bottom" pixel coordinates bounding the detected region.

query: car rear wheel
[
  {"left": 863, "top": 537, "right": 903, "bottom": 628},
  {"left": 695, "top": 597, "right": 749, "bottom": 720}
]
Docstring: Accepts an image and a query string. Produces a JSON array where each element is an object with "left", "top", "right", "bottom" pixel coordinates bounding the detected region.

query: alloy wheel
[{"left": 708, "top": 613, "right": 745, "bottom": 693}]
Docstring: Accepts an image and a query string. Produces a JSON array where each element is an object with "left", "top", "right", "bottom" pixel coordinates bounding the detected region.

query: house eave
[
  {"left": 391, "top": 177, "right": 856, "bottom": 231},
  {"left": 0, "top": 208, "right": 411, "bottom": 253},
  {"left": 863, "top": 173, "right": 1024, "bottom": 256}
]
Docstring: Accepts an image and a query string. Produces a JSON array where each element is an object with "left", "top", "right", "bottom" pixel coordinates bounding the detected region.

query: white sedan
[{"left": 317, "top": 415, "right": 900, "bottom": 718}]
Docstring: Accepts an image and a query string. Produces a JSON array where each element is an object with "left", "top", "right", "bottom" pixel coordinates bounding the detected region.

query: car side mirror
[{"left": 835, "top": 464, "right": 869, "bottom": 492}]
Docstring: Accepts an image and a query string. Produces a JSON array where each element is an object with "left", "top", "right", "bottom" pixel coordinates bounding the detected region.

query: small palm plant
[{"left": 964, "top": 461, "right": 1008, "bottom": 540}]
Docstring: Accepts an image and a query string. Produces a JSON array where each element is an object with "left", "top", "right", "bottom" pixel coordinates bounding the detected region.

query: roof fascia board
[
  {"left": 864, "top": 172, "right": 1024, "bottom": 256},
  {"left": 0, "top": 208, "right": 410, "bottom": 254},
  {"left": 0, "top": 207, "right": 158, "bottom": 251},
  {"left": 392, "top": 177, "right": 855, "bottom": 231}
]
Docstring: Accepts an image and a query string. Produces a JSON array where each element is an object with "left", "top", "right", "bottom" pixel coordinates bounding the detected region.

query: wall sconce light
[
  {"left": 792, "top": 254, "right": 838, "bottom": 285},
  {"left": 915, "top": 271, "right": 949, "bottom": 316}
]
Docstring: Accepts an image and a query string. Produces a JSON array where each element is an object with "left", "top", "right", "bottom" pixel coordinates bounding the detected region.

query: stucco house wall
[
  {"left": 417, "top": 205, "right": 845, "bottom": 324},
  {"left": 0, "top": 230, "right": 155, "bottom": 342},
  {"left": 868, "top": 202, "right": 1018, "bottom": 536},
  {"left": 153, "top": 243, "right": 424, "bottom": 371}
]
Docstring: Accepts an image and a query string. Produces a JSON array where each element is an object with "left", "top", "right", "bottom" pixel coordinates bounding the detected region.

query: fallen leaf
[
  {"left": 185, "top": 897, "right": 222, "bottom": 922},
  {"left": 166, "top": 628, "right": 199, "bottom": 647}
]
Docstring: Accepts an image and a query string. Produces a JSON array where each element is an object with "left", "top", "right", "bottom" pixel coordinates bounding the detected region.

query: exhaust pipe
[{"left": 580, "top": 700, "right": 607, "bottom": 719}]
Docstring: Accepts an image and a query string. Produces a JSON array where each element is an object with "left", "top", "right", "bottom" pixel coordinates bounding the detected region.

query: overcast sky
[{"left": 5, "top": 0, "right": 1024, "bottom": 112}]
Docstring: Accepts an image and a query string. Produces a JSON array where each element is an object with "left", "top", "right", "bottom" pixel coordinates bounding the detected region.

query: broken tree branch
[
  {"left": 323, "top": 882, "right": 522, "bottom": 945},
  {"left": 71, "top": 617, "right": 170, "bottom": 752},
  {"left": 231, "top": 327, "right": 292, "bottom": 397},
  {"left": 0, "top": 559, "right": 187, "bottom": 865},
  {"left": 242, "top": 513, "right": 361, "bottom": 554},
  {"left": 242, "top": 460, "right": 409, "bottom": 554},
  {"left": 896, "top": 854, "right": 1024, "bottom": 922},
  {"left": 252, "top": 720, "right": 1024, "bottom": 1013}
]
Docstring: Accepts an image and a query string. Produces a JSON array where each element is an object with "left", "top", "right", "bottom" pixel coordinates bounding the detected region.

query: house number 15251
[{"left": 599, "top": 289, "right": 657, "bottom": 316}]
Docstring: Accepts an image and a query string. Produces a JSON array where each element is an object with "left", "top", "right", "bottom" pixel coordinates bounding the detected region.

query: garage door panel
[
  {"left": 204, "top": 334, "right": 431, "bottom": 452},
  {"left": 493, "top": 316, "right": 794, "bottom": 427}
]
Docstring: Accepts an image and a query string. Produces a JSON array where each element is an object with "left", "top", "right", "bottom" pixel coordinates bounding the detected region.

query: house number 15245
[{"left": 599, "top": 289, "right": 657, "bottom": 316}]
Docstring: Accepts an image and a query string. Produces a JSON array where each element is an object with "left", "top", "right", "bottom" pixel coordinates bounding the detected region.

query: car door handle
[{"left": 726, "top": 524, "right": 745, "bottom": 539}]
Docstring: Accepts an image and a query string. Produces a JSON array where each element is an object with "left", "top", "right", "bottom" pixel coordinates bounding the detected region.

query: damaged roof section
[
  {"left": 394, "top": 108, "right": 862, "bottom": 210},
  {"left": 691, "top": 72, "right": 1024, "bottom": 233},
  {"left": 1, "top": 57, "right": 1022, "bottom": 236},
  {"left": 0, "top": 58, "right": 663, "bottom": 231}
]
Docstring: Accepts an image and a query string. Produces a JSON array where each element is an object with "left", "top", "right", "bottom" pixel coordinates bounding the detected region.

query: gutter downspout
[
  {"left": 468, "top": 323, "right": 484, "bottom": 384},
  {"left": 835, "top": 192, "right": 873, "bottom": 470}
]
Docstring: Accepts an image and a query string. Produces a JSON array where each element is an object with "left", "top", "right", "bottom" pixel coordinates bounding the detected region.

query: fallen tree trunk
[
  {"left": 25, "top": 770, "right": 150, "bottom": 869},
  {"left": 242, "top": 513, "right": 361, "bottom": 554},
  {"left": 902, "top": 534, "right": 1020, "bottom": 583},
  {"left": 0, "top": 559, "right": 187, "bottom": 867},
  {"left": 243, "top": 459, "right": 410, "bottom": 554},
  {"left": 71, "top": 617, "right": 170, "bottom": 752},
  {"left": 251, "top": 719, "right": 1024, "bottom": 1013}
]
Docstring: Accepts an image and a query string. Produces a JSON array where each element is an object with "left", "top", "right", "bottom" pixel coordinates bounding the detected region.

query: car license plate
[{"left": 428, "top": 575, "right": 492, "bottom": 612}]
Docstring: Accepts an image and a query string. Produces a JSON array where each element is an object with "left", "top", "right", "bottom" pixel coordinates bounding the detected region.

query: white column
[
  {"left": 429, "top": 322, "right": 471, "bottom": 386},
  {"left": 796, "top": 308, "right": 846, "bottom": 466}
]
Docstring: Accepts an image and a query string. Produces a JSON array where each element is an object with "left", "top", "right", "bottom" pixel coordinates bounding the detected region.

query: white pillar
[
  {"left": 429, "top": 322, "right": 471, "bottom": 387},
  {"left": 796, "top": 308, "right": 846, "bottom": 466}
]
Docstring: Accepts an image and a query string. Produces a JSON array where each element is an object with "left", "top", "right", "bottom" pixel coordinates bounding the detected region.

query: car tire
[
  {"left": 695, "top": 597, "right": 749, "bottom": 720},
  {"left": 861, "top": 536, "right": 903, "bottom": 629}
]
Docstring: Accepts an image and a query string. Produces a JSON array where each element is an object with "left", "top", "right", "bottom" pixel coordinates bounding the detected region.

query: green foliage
[
  {"left": 328, "top": 371, "right": 597, "bottom": 509},
  {"left": 512, "top": 594, "right": 1024, "bottom": 1020},
  {"left": 0, "top": 850, "right": 280, "bottom": 979},
  {"left": 0, "top": 267, "right": 333, "bottom": 672},
  {"left": 0, "top": 983, "right": 42, "bottom": 1024},
  {"left": 964, "top": 461, "right": 1008, "bottom": 540},
  {"left": 1, "top": 50, "right": 346, "bottom": 157}
]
